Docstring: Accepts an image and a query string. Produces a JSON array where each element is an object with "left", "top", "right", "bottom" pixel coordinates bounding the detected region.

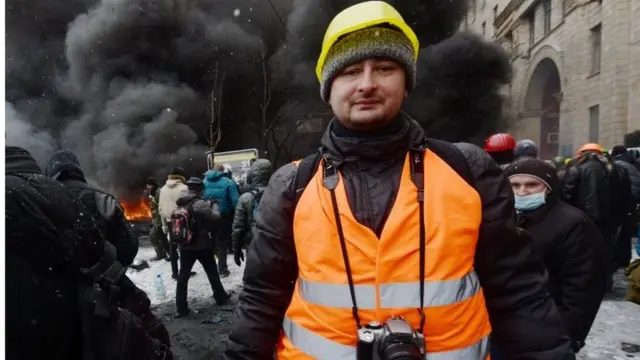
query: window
[
  {"left": 543, "top": 0, "right": 552, "bottom": 35},
  {"left": 529, "top": 13, "right": 536, "bottom": 48},
  {"left": 590, "top": 24, "right": 602, "bottom": 73},
  {"left": 482, "top": 21, "right": 486, "bottom": 36},
  {"left": 589, "top": 105, "right": 600, "bottom": 142},
  {"left": 493, "top": 5, "right": 499, "bottom": 20}
]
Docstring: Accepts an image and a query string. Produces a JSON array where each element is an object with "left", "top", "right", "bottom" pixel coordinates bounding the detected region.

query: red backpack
[{"left": 169, "top": 200, "right": 197, "bottom": 245}]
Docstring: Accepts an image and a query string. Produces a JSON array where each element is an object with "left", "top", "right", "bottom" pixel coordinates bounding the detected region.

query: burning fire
[{"left": 121, "top": 199, "right": 152, "bottom": 221}]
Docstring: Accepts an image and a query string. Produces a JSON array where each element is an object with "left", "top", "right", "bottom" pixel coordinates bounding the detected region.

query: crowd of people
[
  {"left": 143, "top": 159, "right": 273, "bottom": 317},
  {"left": 7, "top": 1, "right": 639, "bottom": 360}
]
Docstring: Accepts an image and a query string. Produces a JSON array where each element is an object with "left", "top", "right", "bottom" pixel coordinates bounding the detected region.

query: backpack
[
  {"left": 6, "top": 173, "right": 172, "bottom": 360},
  {"left": 169, "top": 200, "right": 197, "bottom": 245},
  {"left": 293, "top": 138, "right": 475, "bottom": 202},
  {"left": 249, "top": 188, "right": 265, "bottom": 227}
]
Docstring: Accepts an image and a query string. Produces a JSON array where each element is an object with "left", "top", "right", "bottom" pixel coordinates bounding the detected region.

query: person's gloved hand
[{"left": 234, "top": 249, "right": 245, "bottom": 267}]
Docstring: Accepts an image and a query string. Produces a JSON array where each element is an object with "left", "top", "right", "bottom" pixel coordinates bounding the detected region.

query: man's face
[
  {"left": 509, "top": 175, "right": 547, "bottom": 196},
  {"left": 329, "top": 58, "right": 407, "bottom": 131}
]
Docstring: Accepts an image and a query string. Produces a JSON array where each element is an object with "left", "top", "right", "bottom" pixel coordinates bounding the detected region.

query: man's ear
[{"left": 404, "top": 89, "right": 408, "bottom": 98}]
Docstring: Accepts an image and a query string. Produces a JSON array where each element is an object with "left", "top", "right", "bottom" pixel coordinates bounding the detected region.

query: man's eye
[{"left": 342, "top": 68, "right": 361, "bottom": 76}]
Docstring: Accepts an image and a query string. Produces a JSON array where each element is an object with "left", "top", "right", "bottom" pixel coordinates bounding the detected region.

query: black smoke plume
[{"left": 6, "top": 0, "right": 510, "bottom": 199}]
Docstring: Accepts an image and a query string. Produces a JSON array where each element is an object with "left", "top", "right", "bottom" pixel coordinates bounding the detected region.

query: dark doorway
[{"left": 523, "top": 58, "right": 562, "bottom": 159}]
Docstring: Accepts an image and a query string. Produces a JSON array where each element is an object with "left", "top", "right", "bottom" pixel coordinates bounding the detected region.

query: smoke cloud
[{"left": 6, "top": 0, "right": 510, "bottom": 199}]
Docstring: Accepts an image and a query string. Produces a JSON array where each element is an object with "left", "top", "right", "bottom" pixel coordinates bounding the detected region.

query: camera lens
[{"left": 380, "top": 342, "right": 423, "bottom": 360}]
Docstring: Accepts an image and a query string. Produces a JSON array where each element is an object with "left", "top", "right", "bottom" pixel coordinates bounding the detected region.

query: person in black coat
[
  {"left": 44, "top": 149, "right": 139, "bottom": 266},
  {"left": 504, "top": 158, "right": 606, "bottom": 353},
  {"left": 174, "top": 177, "right": 231, "bottom": 317}
]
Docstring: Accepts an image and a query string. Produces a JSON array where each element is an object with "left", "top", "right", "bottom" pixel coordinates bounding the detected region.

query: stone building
[{"left": 462, "top": 0, "right": 640, "bottom": 159}]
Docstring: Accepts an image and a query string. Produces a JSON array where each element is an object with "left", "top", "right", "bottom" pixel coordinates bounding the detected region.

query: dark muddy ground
[{"left": 153, "top": 296, "right": 238, "bottom": 360}]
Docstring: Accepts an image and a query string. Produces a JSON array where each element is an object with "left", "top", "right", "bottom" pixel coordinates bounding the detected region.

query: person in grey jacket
[
  {"left": 231, "top": 159, "right": 272, "bottom": 266},
  {"left": 175, "top": 177, "right": 230, "bottom": 317}
]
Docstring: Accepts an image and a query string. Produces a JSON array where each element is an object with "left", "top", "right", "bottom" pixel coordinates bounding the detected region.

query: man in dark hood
[
  {"left": 7, "top": 147, "right": 172, "bottom": 359},
  {"left": 230, "top": 159, "right": 272, "bottom": 266},
  {"left": 611, "top": 145, "right": 640, "bottom": 269},
  {"left": 44, "top": 149, "right": 138, "bottom": 266}
]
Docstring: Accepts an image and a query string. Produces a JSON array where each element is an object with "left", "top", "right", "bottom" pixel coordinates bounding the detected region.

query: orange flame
[{"left": 121, "top": 199, "right": 152, "bottom": 221}]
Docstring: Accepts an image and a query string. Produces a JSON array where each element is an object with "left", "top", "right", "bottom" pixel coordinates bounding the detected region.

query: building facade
[{"left": 463, "top": 0, "right": 640, "bottom": 159}]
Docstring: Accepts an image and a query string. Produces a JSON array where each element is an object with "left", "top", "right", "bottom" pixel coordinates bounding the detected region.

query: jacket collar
[{"left": 319, "top": 112, "right": 426, "bottom": 164}]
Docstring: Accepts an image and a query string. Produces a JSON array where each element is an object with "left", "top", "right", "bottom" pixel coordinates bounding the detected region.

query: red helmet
[{"left": 484, "top": 133, "right": 516, "bottom": 153}]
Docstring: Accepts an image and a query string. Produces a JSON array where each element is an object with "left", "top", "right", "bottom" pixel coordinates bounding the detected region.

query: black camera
[{"left": 356, "top": 317, "right": 425, "bottom": 360}]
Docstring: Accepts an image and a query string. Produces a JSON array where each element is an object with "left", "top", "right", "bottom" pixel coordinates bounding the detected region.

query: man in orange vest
[{"left": 225, "top": 2, "right": 575, "bottom": 360}]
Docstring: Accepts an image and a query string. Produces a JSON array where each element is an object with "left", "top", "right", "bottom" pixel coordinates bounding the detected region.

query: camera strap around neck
[{"left": 322, "top": 148, "right": 427, "bottom": 334}]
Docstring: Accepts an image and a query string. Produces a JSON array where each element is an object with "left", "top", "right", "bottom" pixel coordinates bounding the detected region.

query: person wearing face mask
[{"left": 503, "top": 158, "right": 606, "bottom": 355}]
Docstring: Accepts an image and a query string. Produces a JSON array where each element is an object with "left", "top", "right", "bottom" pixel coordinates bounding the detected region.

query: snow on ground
[
  {"left": 129, "top": 243, "right": 640, "bottom": 360},
  {"left": 129, "top": 245, "right": 245, "bottom": 360},
  {"left": 127, "top": 246, "right": 245, "bottom": 305}
]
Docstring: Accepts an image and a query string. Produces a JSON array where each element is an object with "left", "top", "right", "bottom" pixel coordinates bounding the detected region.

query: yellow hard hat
[{"left": 315, "top": 1, "right": 420, "bottom": 81}]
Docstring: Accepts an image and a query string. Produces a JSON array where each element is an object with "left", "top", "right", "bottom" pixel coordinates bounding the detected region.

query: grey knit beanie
[{"left": 320, "top": 26, "right": 417, "bottom": 102}]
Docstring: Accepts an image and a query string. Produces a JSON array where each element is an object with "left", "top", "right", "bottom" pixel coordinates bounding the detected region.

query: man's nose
[{"left": 357, "top": 67, "right": 377, "bottom": 93}]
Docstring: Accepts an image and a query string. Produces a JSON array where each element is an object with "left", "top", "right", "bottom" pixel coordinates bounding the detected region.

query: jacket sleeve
[
  {"left": 193, "top": 199, "right": 221, "bottom": 225},
  {"left": 228, "top": 181, "right": 240, "bottom": 209},
  {"left": 231, "top": 193, "right": 251, "bottom": 251},
  {"left": 557, "top": 217, "right": 603, "bottom": 343},
  {"left": 561, "top": 166, "right": 580, "bottom": 206},
  {"left": 224, "top": 163, "right": 299, "bottom": 360},
  {"left": 97, "top": 193, "right": 139, "bottom": 266},
  {"left": 455, "top": 143, "right": 574, "bottom": 360},
  {"left": 158, "top": 187, "right": 168, "bottom": 227}
]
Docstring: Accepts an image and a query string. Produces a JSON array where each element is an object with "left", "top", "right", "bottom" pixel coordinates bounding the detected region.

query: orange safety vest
[{"left": 276, "top": 150, "right": 492, "bottom": 360}]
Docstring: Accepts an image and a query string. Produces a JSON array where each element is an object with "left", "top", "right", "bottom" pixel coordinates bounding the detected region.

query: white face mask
[{"left": 514, "top": 192, "right": 546, "bottom": 212}]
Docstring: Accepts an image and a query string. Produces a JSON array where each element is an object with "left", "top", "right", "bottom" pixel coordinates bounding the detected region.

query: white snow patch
[
  {"left": 128, "top": 247, "right": 245, "bottom": 305},
  {"left": 579, "top": 301, "right": 640, "bottom": 359}
]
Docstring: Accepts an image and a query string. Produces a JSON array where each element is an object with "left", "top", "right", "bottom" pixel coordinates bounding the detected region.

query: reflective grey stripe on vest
[
  {"left": 282, "top": 317, "right": 490, "bottom": 360},
  {"left": 298, "top": 270, "right": 481, "bottom": 309}
]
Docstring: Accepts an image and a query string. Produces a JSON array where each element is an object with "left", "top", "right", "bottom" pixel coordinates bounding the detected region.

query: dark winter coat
[
  {"left": 6, "top": 146, "right": 104, "bottom": 360},
  {"left": 44, "top": 150, "right": 139, "bottom": 266},
  {"left": 231, "top": 159, "right": 272, "bottom": 251},
  {"left": 175, "top": 192, "right": 221, "bottom": 251},
  {"left": 224, "top": 115, "right": 574, "bottom": 360},
  {"left": 561, "top": 152, "right": 616, "bottom": 224},
  {"left": 516, "top": 191, "right": 606, "bottom": 346},
  {"left": 613, "top": 152, "right": 640, "bottom": 201},
  {"left": 203, "top": 170, "right": 239, "bottom": 216}
]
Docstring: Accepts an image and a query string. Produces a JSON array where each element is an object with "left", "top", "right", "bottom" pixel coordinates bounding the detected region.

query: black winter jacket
[
  {"left": 562, "top": 152, "right": 616, "bottom": 224},
  {"left": 224, "top": 116, "right": 574, "bottom": 360},
  {"left": 175, "top": 192, "right": 221, "bottom": 251},
  {"left": 613, "top": 152, "right": 640, "bottom": 202},
  {"left": 6, "top": 147, "right": 104, "bottom": 360},
  {"left": 44, "top": 150, "right": 138, "bottom": 266},
  {"left": 517, "top": 194, "right": 606, "bottom": 345}
]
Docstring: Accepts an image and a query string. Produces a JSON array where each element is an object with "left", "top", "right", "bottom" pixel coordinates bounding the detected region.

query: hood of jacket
[
  {"left": 176, "top": 192, "right": 199, "bottom": 207},
  {"left": 614, "top": 151, "right": 638, "bottom": 165},
  {"left": 320, "top": 112, "right": 426, "bottom": 164},
  {"left": 205, "top": 170, "right": 225, "bottom": 182},
  {"left": 248, "top": 159, "right": 272, "bottom": 187},
  {"left": 44, "top": 149, "right": 86, "bottom": 182},
  {"left": 6, "top": 146, "right": 42, "bottom": 175},
  {"left": 164, "top": 175, "right": 186, "bottom": 188}
]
